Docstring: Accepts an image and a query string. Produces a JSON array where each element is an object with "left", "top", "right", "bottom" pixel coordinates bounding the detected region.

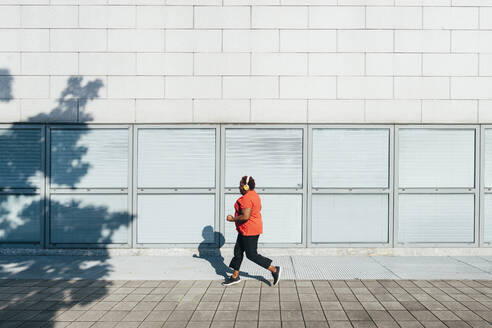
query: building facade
[{"left": 1, "top": 1, "right": 492, "bottom": 252}]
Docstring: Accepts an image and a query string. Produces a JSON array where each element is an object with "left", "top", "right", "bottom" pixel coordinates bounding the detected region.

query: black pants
[{"left": 229, "top": 234, "right": 272, "bottom": 271}]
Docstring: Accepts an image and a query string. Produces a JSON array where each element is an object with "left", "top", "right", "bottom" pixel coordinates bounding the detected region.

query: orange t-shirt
[{"left": 234, "top": 190, "right": 263, "bottom": 236}]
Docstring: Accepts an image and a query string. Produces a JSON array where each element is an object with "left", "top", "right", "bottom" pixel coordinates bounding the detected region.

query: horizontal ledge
[
  {"left": 49, "top": 189, "right": 128, "bottom": 194},
  {"left": 398, "top": 188, "right": 476, "bottom": 193},
  {"left": 137, "top": 188, "right": 215, "bottom": 193},
  {"left": 224, "top": 189, "right": 303, "bottom": 194},
  {"left": 312, "top": 188, "right": 390, "bottom": 194}
]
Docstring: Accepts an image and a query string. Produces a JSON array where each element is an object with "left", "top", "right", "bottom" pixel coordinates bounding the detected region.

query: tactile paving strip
[
  {"left": 373, "top": 256, "right": 492, "bottom": 280},
  {"left": 451, "top": 256, "right": 492, "bottom": 274},
  {"left": 292, "top": 256, "right": 399, "bottom": 280}
]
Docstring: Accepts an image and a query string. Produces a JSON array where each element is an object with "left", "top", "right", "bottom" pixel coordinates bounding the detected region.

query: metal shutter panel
[
  {"left": 224, "top": 194, "right": 302, "bottom": 244},
  {"left": 225, "top": 129, "right": 303, "bottom": 188},
  {"left": 312, "top": 194, "right": 388, "bottom": 243},
  {"left": 483, "top": 194, "right": 492, "bottom": 243},
  {"left": 483, "top": 129, "right": 492, "bottom": 188},
  {"left": 50, "top": 194, "right": 129, "bottom": 244},
  {"left": 137, "top": 129, "right": 216, "bottom": 188},
  {"left": 398, "top": 194, "right": 474, "bottom": 243},
  {"left": 0, "top": 195, "right": 41, "bottom": 242},
  {"left": 137, "top": 194, "right": 215, "bottom": 244},
  {"left": 398, "top": 129, "right": 475, "bottom": 188},
  {"left": 312, "top": 129, "right": 389, "bottom": 188},
  {"left": 50, "top": 129, "right": 128, "bottom": 188},
  {"left": 0, "top": 128, "right": 42, "bottom": 188}
]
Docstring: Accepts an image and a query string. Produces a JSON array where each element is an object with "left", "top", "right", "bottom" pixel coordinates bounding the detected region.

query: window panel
[
  {"left": 51, "top": 129, "right": 129, "bottom": 188},
  {"left": 225, "top": 129, "right": 303, "bottom": 188},
  {"left": 0, "top": 128, "right": 42, "bottom": 189},
  {"left": 398, "top": 194, "right": 474, "bottom": 243},
  {"left": 312, "top": 129, "right": 389, "bottom": 188},
  {"left": 137, "top": 194, "right": 215, "bottom": 244},
  {"left": 0, "top": 195, "right": 41, "bottom": 243},
  {"left": 483, "top": 194, "right": 492, "bottom": 243},
  {"left": 312, "top": 194, "right": 388, "bottom": 243},
  {"left": 138, "top": 129, "right": 216, "bottom": 188},
  {"left": 398, "top": 129, "right": 475, "bottom": 188},
  {"left": 50, "top": 194, "right": 129, "bottom": 244},
  {"left": 483, "top": 129, "right": 492, "bottom": 188}
]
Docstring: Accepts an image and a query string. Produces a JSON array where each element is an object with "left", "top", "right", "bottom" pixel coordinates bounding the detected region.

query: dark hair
[{"left": 240, "top": 176, "right": 255, "bottom": 190}]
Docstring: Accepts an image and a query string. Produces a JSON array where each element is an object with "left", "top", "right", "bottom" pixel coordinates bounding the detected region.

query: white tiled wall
[{"left": 1, "top": 2, "right": 492, "bottom": 123}]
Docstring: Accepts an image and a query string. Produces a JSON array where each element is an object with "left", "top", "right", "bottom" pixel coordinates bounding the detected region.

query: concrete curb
[{"left": 2, "top": 247, "right": 492, "bottom": 256}]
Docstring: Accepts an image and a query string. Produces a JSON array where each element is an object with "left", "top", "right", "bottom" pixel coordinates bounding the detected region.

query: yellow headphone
[{"left": 243, "top": 176, "right": 250, "bottom": 191}]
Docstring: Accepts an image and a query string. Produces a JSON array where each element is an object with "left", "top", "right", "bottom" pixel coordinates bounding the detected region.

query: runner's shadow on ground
[{"left": 193, "top": 226, "right": 271, "bottom": 286}]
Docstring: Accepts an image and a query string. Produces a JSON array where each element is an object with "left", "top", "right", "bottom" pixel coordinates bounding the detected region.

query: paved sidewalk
[
  {"left": 0, "top": 279, "right": 491, "bottom": 328},
  {"left": 1, "top": 256, "right": 492, "bottom": 280}
]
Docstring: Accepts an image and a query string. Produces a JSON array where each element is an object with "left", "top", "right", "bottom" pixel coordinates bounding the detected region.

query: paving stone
[
  {"left": 410, "top": 311, "right": 439, "bottom": 321},
  {"left": 280, "top": 301, "right": 301, "bottom": 310},
  {"left": 368, "top": 311, "right": 394, "bottom": 321},
  {"left": 167, "top": 311, "right": 194, "bottom": 321},
  {"left": 55, "top": 310, "right": 85, "bottom": 321},
  {"left": 282, "top": 322, "right": 306, "bottom": 328},
  {"left": 442, "top": 321, "right": 473, "bottom": 328},
  {"left": 419, "top": 322, "right": 447, "bottom": 328},
  {"left": 99, "top": 310, "right": 129, "bottom": 321},
  {"left": 190, "top": 311, "right": 215, "bottom": 322},
  {"left": 374, "top": 321, "right": 400, "bottom": 328},
  {"left": 122, "top": 310, "right": 150, "bottom": 321},
  {"left": 388, "top": 310, "right": 416, "bottom": 321},
  {"left": 209, "top": 321, "right": 234, "bottom": 328},
  {"left": 301, "top": 302, "right": 322, "bottom": 310},
  {"left": 196, "top": 302, "right": 219, "bottom": 311},
  {"left": 91, "top": 323, "right": 117, "bottom": 328},
  {"left": 212, "top": 311, "right": 236, "bottom": 321},
  {"left": 323, "top": 310, "right": 348, "bottom": 320},
  {"left": 281, "top": 310, "right": 303, "bottom": 321},
  {"left": 464, "top": 321, "right": 491, "bottom": 328},
  {"left": 233, "top": 321, "right": 256, "bottom": 328},
  {"left": 238, "top": 302, "right": 258, "bottom": 310},
  {"left": 235, "top": 310, "right": 258, "bottom": 321},
  {"left": 216, "top": 302, "right": 238, "bottom": 311},
  {"left": 258, "top": 322, "right": 281, "bottom": 328},
  {"left": 186, "top": 322, "right": 211, "bottom": 328},
  {"left": 112, "top": 302, "right": 137, "bottom": 311},
  {"left": 155, "top": 302, "right": 178, "bottom": 311},
  {"left": 258, "top": 310, "right": 280, "bottom": 321},
  {"left": 259, "top": 301, "right": 279, "bottom": 310},
  {"left": 397, "top": 322, "right": 424, "bottom": 328},
  {"left": 163, "top": 322, "right": 187, "bottom": 328},
  {"left": 345, "top": 310, "right": 371, "bottom": 321},
  {"left": 65, "top": 323, "right": 94, "bottom": 328},
  {"left": 305, "top": 322, "right": 329, "bottom": 328},
  {"left": 327, "top": 321, "right": 353, "bottom": 328}
]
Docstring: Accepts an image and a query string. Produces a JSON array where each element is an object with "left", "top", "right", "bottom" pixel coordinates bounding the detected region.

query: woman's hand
[{"left": 226, "top": 215, "right": 234, "bottom": 222}]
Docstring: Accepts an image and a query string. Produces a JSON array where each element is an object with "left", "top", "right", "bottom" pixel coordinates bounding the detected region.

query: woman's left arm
[{"left": 229, "top": 208, "right": 251, "bottom": 223}]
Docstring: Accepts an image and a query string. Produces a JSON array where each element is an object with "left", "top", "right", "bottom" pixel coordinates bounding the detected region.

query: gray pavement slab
[
  {"left": 0, "top": 255, "right": 492, "bottom": 281},
  {"left": 0, "top": 279, "right": 490, "bottom": 328}
]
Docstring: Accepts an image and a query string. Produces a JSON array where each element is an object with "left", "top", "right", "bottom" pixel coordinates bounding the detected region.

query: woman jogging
[{"left": 223, "top": 176, "right": 280, "bottom": 286}]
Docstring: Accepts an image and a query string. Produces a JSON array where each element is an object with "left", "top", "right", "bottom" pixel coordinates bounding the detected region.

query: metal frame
[
  {"left": 46, "top": 124, "right": 133, "bottom": 249},
  {"left": 0, "top": 124, "right": 46, "bottom": 248},
  {"left": 1, "top": 122, "right": 490, "bottom": 250},
  {"left": 133, "top": 124, "right": 221, "bottom": 248},
  {"left": 307, "top": 125, "right": 394, "bottom": 248},
  {"left": 220, "top": 124, "right": 308, "bottom": 248},
  {"left": 480, "top": 125, "right": 491, "bottom": 247},
  {"left": 394, "top": 125, "right": 480, "bottom": 247}
]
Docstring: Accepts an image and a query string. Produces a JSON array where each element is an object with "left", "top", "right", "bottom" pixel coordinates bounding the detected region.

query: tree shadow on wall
[{"left": 0, "top": 69, "right": 138, "bottom": 327}]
